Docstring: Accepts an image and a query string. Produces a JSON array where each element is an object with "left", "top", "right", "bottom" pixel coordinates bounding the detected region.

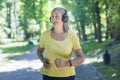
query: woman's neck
[{"left": 53, "top": 26, "right": 64, "bottom": 34}]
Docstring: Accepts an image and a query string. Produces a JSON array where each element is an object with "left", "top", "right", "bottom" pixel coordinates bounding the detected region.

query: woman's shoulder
[
  {"left": 42, "top": 30, "right": 51, "bottom": 35},
  {"left": 68, "top": 30, "right": 77, "bottom": 37},
  {"left": 40, "top": 30, "right": 51, "bottom": 39}
]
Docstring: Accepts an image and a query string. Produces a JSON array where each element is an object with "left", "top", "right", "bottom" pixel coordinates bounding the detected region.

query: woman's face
[{"left": 51, "top": 10, "right": 63, "bottom": 27}]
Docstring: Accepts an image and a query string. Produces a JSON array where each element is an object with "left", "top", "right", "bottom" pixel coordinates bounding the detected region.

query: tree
[
  {"left": 94, "top": 0, "right": 102, "bottom": 42},
  {"left": 0, "top": 0, "right": 4, "bottom": 9},
  {"left": 62, "top": 0, "right": 92, "bottom": 41},
  {"left": 19, "top": 0, "right": 50, "bottom": 40},
  {"left": 6, "top": 0, "right": 12, "bottom": 38},
  {"left": 102, "top": 0, "right": 120, "bottom": 41}
]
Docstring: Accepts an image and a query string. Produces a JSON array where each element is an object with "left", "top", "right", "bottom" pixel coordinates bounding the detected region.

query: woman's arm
[
  {"left": 37, "top": 47, "right": 51, "bottom": 69},
  {"left": 70, "top": 48, "right": 85, "bottom": 66},
  {"left": 37, "top": 47, "right": 45, "bottom": 63},
  {"left": 55, "top": 48, "right": 85, "bottom": 68}
]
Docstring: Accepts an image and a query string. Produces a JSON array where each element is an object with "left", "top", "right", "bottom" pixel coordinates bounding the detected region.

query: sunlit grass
[
  {"left": 0, "top": 41, "right": 36, "bottom": 54},
  {"left": 0, "top": 41, "right": 37, "bottom": 61},
  {"left": 1, "top": 44, "right": 36, "bottom": 53},
  {"left": 81, "top": 39, "right": 112, "bottom": 56}
]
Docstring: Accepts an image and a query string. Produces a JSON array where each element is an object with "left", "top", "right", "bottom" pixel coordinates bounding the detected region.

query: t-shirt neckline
[{"left": 49, "top": 30, "right": 69, "bottom": 42}]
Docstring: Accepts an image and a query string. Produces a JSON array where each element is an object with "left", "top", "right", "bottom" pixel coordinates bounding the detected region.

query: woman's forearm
[
  {"left": 70, "top": 49, "right": 85, "bottom": 66},
  {"left": 37, "top": 47, "right": 45, "bottom": 63},
  {"left": 70, "top": 56, "right": 84, "bottom": 66}
]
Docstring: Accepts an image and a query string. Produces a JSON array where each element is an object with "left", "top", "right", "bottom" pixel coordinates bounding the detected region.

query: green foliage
[
  {"left": 62, "top": 0, "right": 95, "bottom": 24},
  {"left": 62, "top": 0, "right": 120, "bottom": 41},
  {"left": 19, "top": 0, "right": 51, "bottom": 39},
  {"left": 0, "top": 0, "right": 4, "bottom": 10},
  {"left": 0, "top": 0, "right": 120, "bottom": 42}
]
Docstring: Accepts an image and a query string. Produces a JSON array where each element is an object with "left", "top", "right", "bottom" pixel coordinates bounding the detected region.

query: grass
[
  {"left": 1, "top": 44, "right": 36, "bottom": 53},
  {"left": 80, "top": 39, "right": 112, "bottom": 57},
  {"left": 0, "top": 41, "right": 37, "bottom": 60},
  {"left": 92, "top": 62, "right": 120, "bottom": 80},
  {"left": 0, "top": 41, "right": 36, "bottom": 54},
  {"left": 81, "top": 39, "right": 120, "bottom": 80}
]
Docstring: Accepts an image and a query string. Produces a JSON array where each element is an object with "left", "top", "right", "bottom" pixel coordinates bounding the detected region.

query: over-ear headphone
[
  {"left": 50, "top": 8, "right": 69, "bottom": 22},
  {"left": 62, "top": 9, "right": 69, "bottom": 22}
]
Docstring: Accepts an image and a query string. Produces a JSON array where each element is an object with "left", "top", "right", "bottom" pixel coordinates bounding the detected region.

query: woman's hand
[
  {"left": 44, "top": 59, "right": 51, "bottom": 69},
  {"left": 55, "top": 58, "right": 69, "bottom": 68}
]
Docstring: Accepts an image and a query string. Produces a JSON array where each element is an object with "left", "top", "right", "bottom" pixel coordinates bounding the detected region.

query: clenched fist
[
  {"left": 54, "top": 58, "right": 68, "bottom": 68},
  {"left": 44, "top": 58, "right": 51, "bottom": 69}
]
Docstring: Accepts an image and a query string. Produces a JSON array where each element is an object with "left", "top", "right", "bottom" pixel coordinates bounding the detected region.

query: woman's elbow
[
  {"left": 81, "top": 57, "right": 85, "bottom": 63},
  {"left": 78, "top": 56, "right": 85, "bottom": 65}
]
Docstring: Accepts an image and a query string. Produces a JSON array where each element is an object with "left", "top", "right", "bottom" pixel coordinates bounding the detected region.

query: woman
[{"left": 37, "top": 7, "right": 85, "bottom": 80}]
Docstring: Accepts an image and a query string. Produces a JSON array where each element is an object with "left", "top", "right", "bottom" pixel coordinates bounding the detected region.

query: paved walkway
[{"left": 0, "top": 47, "right": 105, "bottom": 80}]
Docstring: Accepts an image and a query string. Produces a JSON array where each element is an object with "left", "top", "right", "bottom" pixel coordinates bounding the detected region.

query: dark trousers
[{"left": 43, "top": 75, "right": 75, "bottom": 80}]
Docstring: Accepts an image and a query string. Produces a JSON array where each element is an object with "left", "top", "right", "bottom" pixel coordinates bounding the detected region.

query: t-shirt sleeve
[
  {"left": 39, "top": 33, "right": 45, "bottom": 48},
  {"left": 72, "top": 33, "right": 81, "bottom": 50}
]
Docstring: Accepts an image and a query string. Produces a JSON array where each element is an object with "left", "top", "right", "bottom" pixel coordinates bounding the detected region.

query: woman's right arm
[
  {"left": 37, "top": 47, "right": 51, "bottom": 68},
  {"left": 37, "top": 47, "right": 45, "bottom": 63}
]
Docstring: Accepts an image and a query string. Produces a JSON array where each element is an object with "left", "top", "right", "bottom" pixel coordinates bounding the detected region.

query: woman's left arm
[
  {"left": 71, "top": 48, "right": 85, "bottom": 66},
  {"left": 55, "top": 48, "right": 85, "bottom": 68}
]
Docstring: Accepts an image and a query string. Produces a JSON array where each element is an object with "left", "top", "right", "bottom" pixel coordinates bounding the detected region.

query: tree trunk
[
  {"left": 6, "top": 2, "right": 12, "bottom": 38},
  {"left": 114, "top": 26, "right": 120, "bottom": 41},
  {"left": 23, "top": 18, "right": 30, "bottom": 40},
  {"left": 76, "top": 22, "right": 81, "bottom": 40},
  {"left": 105, "top": 1, "right": 110, "bottom": 40},
  {"left": 95, "top": 1, "right": 102, "bottom": 42},
  {"left": 93, "top": 12, "right": 97, "bottom": 39},
  {"left": 23, "top": 9, "right": 30, "bottom": 40},
  {"left": 33, "top": 1, "right": 36, "bottom": 20},
  {"left": 80, "top": 21, "right": 87, "bottom": 41},
  {"left": 13, "top": 0, "right": 17, "bottom": 38}
]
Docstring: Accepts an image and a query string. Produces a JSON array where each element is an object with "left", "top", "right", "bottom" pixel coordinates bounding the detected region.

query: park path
[{"left": 0, "top": 47, "right": 105, "bottom": 80}]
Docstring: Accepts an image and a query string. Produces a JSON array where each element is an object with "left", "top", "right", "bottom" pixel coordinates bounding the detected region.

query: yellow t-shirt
[{"left": 39, "top": 30, "right": 81, "bottom": 77}]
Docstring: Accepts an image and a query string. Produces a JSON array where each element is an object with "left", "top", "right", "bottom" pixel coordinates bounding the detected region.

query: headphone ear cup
[
  {"left": 62, "top": 13, "right": 69, "bottom": 22},
  {"left": 49, "top": 17, "right": 51, "bottom": 22}
]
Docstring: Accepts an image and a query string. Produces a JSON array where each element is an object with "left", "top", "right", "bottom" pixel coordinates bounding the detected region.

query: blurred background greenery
[{"left": 0, "top": 0, "right": 120, "bottom": 80}]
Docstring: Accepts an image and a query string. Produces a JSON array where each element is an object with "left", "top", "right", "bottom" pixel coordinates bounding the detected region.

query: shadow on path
[{"left": 0, "top": 67, "right": 42, "bottom": 80}]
